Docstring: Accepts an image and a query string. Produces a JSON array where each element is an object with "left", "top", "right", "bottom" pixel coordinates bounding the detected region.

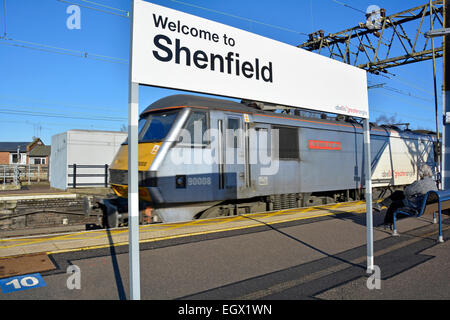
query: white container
[{"left": 50, "top": 130, "right": 127, "bottom": 190}]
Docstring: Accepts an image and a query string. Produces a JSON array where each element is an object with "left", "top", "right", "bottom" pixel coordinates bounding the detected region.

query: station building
[{"left": 50, "top": 130, "right": 127, "bottom": 190}]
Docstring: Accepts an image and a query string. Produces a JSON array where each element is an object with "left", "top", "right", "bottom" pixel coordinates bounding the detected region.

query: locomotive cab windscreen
[
  {"left": 138, "top": 111, "right": 180, "bottom": 143},
  {"left": 109, "top": 107, "right": 209, "bottom": 201},
  {"left": 109, "top": 109, "right": 183, "bottom": 199}
]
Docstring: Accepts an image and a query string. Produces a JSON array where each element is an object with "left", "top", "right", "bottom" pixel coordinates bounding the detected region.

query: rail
[
  {"left": 392, "top": 189, "right": 450, "bottom": 242},
  {"left": 68, "top": 164, "right": 109, "bottom": 188}
]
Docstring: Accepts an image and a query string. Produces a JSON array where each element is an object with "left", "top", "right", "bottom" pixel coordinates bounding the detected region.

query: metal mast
[{"left": 298, "top": 1, "right": 444, "bottom": 75}]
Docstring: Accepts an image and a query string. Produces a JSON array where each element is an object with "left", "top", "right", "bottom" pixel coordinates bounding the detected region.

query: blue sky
[{"left": 0, "top": 0, "right": 443, "bottom": 144}]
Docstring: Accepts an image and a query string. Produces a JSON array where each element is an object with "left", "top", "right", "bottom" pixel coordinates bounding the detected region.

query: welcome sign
[
  {"left": 131, "top": 0, "right": 369, "bottom": 117},
  {"left": 151, "top": 16, "right": 274, "bottom": 83},
  {"left": 127, "top": 1, "right": 374, "bottom": 297}
]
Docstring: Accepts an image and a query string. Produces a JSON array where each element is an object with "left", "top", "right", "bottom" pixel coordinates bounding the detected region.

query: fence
[
  {"left": 0, "top": 164, "right": 49, "bottom": 184},
  {"left": 68, "top": 164, "right": 109, "bottom": 188}
]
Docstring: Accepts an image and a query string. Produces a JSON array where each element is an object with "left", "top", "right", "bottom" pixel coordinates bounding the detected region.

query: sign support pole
[
  {"left": 363, "top": 118, "right": 374, "bottom": 272},
  {"left": 128, "top": 0, "right": 140, "bottom": 300},
  {"left": 430, "top": 0, "right": 442, "bottom": 189},
  {"left": 129, "top": 0, "right": 371, "bottom": 278},
  {"left": 443, "top": 0, "right": 450, "bottom": 190}
]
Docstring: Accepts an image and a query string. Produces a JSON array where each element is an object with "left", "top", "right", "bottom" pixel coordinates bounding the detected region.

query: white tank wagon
[{"left": 97, "top": 94, "right": 437, "bottom": 227}]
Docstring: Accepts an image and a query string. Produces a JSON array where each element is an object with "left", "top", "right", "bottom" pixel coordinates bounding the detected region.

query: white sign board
[{"left": 131, "top": 0, "right": 369, "bottom": 118}]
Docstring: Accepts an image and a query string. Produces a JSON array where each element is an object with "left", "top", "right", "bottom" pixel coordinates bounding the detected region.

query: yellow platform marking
[
  {"left": 0, "top": 201, "right": 370, "bottom": 256},
  {"left": 46, "top": 206, "right": 368, "bottom": 256}
]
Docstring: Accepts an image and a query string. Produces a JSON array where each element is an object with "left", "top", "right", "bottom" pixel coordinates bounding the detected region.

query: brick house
[
  {"left": 0, "top": 142, "right": 29, "bottom": 165},
  {"left": 29, "top": 145, "right": 51, "bottom": 165},
  {"left": 0, "top": 138, "right": 50, "bottom": 165}
]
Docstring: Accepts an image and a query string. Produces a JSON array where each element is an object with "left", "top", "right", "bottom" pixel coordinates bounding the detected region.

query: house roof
[
  {"left": 27, "top": 137, "right": 44, "bottom": 149},
  {"left": 29, "top": 145, "right": 51, "bottom": 157},
  {"left": 0, "top": 142, "right": 29, "bottom": 152}
]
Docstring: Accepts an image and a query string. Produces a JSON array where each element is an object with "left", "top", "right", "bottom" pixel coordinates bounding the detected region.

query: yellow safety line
[
  {"left": 0, "top": 204, "right": 351, "bottom": 246},
  {"left": 0, "top": 232, "right": 81, "bottom": 249},
  {"left": 0, "top": 238, "right": 36, "bottom": 242},
  {"left": 80, "top": 229, "right": 130, "bottom": 241},
  {"left": 46, "top": 204, "right": 367, "bottom": 255},
  {"left": 0, "top": 201, "right": 368, "bottom": 252},
  {"left": 0, "top": 225, "right": 135, "bottom": 248},
  {"left": 211, "top": 215, "right": 247, "bottom": 226}
]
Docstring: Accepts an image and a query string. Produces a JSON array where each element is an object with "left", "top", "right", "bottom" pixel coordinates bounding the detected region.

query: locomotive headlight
[{"left": 176, "top": 175, "right": 186, "bottom": 189}]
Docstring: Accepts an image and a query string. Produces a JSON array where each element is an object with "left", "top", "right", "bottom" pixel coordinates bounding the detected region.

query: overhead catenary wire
[
  {"left": 371, "top": 74, "right": 436, "bottom": 97},
  {"left": 371, "top": 108, "right": 434, "bottom": 125},
  {"left": 0, "top": 37, "right": 128, "bottom": 65},
  {"left": 170, "top": 0, "right": 309, "bottom": 36},
  {"left": 0, "top": 94, "right": 126, "bottom": 114},
  {"left": 65, "top": 0, "right": 127, "bottom": 13},
  {"left": 367, "top": 80, "right": 434, "bottom": 103},
  {"left": 0, "top": 2, "right": 309, "bottom": 66},
  {"left": 2, "top": 0, "right": 6, "bottom": 36},
  {"left": 0, "top": 0, "right": 439, "bottom": 135},
  {"left": 0, "top": 118, "right": 126, "bottom": 141},
  {"left": 0, "top": 110, "right": 125, "bottom": 123},
  {"left": 0, "top": 1, "right": 309, "bottom": 66},
  {"left": 0, "top": 104, "right": 127, "bottom": 120},
  {"left": 379, "top": 86, "right": 433, "bottom": 102},
  {"left": 56, "top": 0, "right": 129, "bottom": 18},
  {"left": 0, "top": 1, "right": 128, "bottom": 64},
  {"left": 330, "top": 0, "right": 366, "bottom": 15},
  {"left": 0, "top": 107, "right": 126, "bottom": 122},
  {"left": 374, "top": 91, "right": 436, "bottom": 113},
  {"left": 0, "top": 118, "right": 122, "bottom": 131},
  {"left": 0, "top": 103, "right": 126, "bottom": 120},
  {"left": 368, "top": 65, "right": 441, "bottom": 97}
]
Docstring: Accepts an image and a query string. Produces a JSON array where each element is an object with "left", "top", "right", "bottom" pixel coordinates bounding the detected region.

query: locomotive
[{"left": 99, "top": 94, "right": 437, "bottom": 227}]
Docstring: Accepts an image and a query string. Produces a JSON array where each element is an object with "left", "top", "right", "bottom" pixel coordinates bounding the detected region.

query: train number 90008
[{"left": 187, "top": 177, "right": 212, "bottom": 186}]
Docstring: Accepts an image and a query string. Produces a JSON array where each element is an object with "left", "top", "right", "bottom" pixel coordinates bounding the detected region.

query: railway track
[{"left": 0, "top": 195, "right": 103, "bottom": 238}]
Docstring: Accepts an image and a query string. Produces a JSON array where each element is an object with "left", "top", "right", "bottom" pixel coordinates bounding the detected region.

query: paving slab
[
  {"left": 0, "top": 253, "right": 55, "bottom": 278},
  {"left": 0, "top": 201, "right": 440, "bottom": 258},
  {"left": 316, "top": 240, "right": 450, "bottom": 300},
  {"left": 0, "top": 201, "right": 369, "bottom": 257},
  {"left": 0, "top": 201, "right": 446, "bottom": 300}
]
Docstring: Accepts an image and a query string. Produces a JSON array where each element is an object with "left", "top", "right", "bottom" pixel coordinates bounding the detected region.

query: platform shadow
[
  {"left": 105, "top": 228, "right": 126, "bottom": 300},
  {"left": 302, "top": 204, "right": 395, "bottom": 229},
  {"left": 242, "top": 215, "right": 365, "bottom": 270},
  {"left": 331, "top": 206, "right": 386, "bottom": 227}
]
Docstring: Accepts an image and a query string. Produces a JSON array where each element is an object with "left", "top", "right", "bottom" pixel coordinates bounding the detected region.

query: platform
[
  {"left": 0, "top": 201, "right": 369, "bottom": 257},
  {"left": 0, "top": 200, "right": 449, "bottom": 300}
]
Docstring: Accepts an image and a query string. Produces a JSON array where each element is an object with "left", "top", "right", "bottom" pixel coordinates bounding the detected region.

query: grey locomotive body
[{"left": 107, "top": 94, "right": 437, "bottom": 224}]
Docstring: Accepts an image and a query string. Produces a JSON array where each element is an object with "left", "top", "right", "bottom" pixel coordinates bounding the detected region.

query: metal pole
[
  {"left": 438, "top": 199, "right": 444, "bottom": 242},
  {"left": 443, "top": 0, "right": 450, "bottom": 190},
  {"left": 128, "top": 0, "right": 140, "bottom": 300},
  {"left": 15, "top": 146, "right": 19, "bottom": 185},
  {"left": 73, "top": 164, "right": 77, "bottom": 189},
  {"left": 105, "top": 164, "right": 108, "bottom": 187},
  {"left": 363, "top": 118, "right": 374, "bottom": 272},
  {"left": 430, "top": 0, "right": 442, "bottom": 189}
]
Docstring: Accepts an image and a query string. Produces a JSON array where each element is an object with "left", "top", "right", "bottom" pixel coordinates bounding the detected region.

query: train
[{"left": 98, "top": 94, "right": 438, "bottom": 227}]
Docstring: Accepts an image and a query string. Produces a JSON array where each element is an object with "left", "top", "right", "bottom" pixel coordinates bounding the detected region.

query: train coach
[{"left": 99, "top": 94, "right": 437, "bottom": 227}]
